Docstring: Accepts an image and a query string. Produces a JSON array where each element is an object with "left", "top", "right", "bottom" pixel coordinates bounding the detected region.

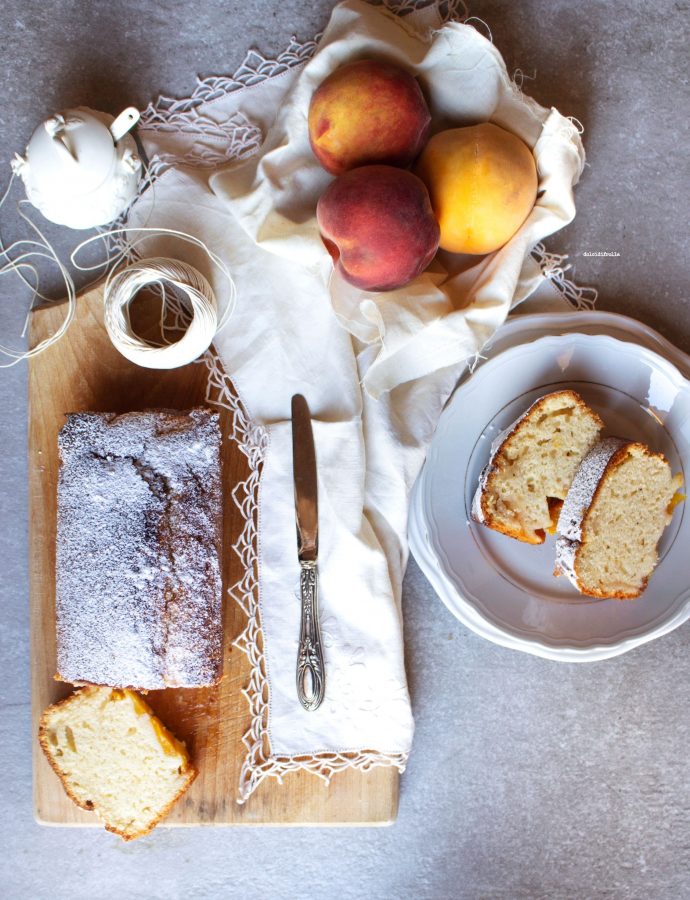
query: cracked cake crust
[{"left": 56, "top": 408, "right": 223, "bottom": 690}]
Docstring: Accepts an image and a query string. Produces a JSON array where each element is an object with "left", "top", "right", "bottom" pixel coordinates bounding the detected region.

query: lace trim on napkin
[
  {"left": 204, "top": 349, "right": 407, "bottom": 803},
  {"left": 141, "top": 34, "right": 321, "bottom": 124},
  {"left": 137, "top": 36, "right": 319, "bottom": 168}
]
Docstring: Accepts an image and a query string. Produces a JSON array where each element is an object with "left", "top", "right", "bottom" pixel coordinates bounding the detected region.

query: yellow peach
[{"left": 415, "top": 123, "right": 538, "bottom": 255}]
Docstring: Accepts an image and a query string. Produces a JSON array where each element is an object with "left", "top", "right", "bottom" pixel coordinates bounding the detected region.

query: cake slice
[
  {"left": 555, "top": 438, "right": 684, "bottom": 598},
  {"left": 39, "top": 686, "right": 197, "bottom": 840},
  {"left": 472, "top": 390, "right": 604, "bottom": 543}
]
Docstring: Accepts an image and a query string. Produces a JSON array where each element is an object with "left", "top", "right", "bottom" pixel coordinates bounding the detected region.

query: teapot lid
[{"left": 23, "top": 107, "right": 121, "bottom": 198}]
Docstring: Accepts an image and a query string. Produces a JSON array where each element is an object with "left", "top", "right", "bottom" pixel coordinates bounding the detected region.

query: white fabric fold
[{"left": 127, "top": 0, "right": 586, "bottom": 795}]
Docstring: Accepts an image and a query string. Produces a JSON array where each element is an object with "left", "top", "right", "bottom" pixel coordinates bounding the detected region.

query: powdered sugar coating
[
  {"left": 56, "top": 408, "right": 223, "bottom": 689},
  {"left": 554, "top": 437, "right": 627, "bottom": 585},
  {"left": 556, "top": 437, "right": 626, "bottom": 542},
  {"left": 554, "top": 536, "right": 579, "bottom": 584},
  {"left": 471, "top": 471, "right": 488, "bottom": 523}
]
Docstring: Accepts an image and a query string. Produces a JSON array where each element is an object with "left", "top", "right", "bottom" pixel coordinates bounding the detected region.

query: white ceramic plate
[{"left": 410, "top": 322, "right": 690, "bottom": 661}]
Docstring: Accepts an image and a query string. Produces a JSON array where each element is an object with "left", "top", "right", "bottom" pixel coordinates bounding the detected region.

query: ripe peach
[
  {"left": 308, "top": 59, "right": 431, "bottom": 175},
  {"left": 415, "top": 123, "right": 538, "bottom": 255},
  {"left": 317, "top": 165, "right": 440, "bottom": 292}
]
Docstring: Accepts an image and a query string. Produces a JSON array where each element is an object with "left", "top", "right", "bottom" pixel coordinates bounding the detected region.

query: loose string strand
[
  {"left": 71, "top": 225, "right": 236, "bottom": 334},
  {"left": 0, "top": 175, "right": 77, "bottom": 367},
  {"left": 0, "top": 158, "right": 236, "bottom": 368}
]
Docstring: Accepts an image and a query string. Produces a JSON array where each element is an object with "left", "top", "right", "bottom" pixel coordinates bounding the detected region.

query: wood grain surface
[{"left": 29, "top": 285, "right": 398, "bottom": 827}]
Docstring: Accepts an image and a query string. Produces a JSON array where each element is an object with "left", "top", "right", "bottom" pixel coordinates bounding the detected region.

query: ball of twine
[{"left": 103, "top": 257, "right": 219, "bottom": 369}]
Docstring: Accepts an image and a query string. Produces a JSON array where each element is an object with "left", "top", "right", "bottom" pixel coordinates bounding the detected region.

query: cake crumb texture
[
  {"left": 555, "top": 440, "right": 683, "bottom": 598},
  {"left": 472, "top": 390, "right": 604, "bottom": 544},
  {"left": 39, "top": 686, "right": 197, "bottom": 840}
]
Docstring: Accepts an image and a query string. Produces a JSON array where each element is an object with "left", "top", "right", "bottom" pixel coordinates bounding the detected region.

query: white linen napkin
[{"left": 127, "top": 0, "right": 587, "bottom": 801}]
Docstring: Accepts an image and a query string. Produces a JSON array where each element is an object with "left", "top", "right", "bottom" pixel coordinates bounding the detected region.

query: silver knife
[{"left": 291, "top": 394, "right": 325, "bottom": 711}]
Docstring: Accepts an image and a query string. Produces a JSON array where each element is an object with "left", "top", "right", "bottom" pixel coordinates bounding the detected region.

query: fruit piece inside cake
[
  {"left": 555, "top": 438, "right": 684, "bottom": 598},
  {"left": 472, "top": 390, "right": 604, "bottom": 543}
]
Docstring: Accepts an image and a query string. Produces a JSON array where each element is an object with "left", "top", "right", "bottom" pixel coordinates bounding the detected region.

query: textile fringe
[
  {"left": 140, "top": 107, "right": 262, "bottom": 169},
  {"left": 384, "top": 0, "right": 467, "bottom": 19},
  {"left": 532, "top": 242, "right": 598, "bottom": 310},
  {"left": 142, "top": 35, "right": 321, "bottom": 126},
  {"left": 204, "top": 349, "right": 407, "bottom": 803}
]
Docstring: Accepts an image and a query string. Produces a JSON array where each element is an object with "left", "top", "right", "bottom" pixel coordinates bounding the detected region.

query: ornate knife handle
[{"left": 296, "top": 561, "right": 325, "bottom": 711}]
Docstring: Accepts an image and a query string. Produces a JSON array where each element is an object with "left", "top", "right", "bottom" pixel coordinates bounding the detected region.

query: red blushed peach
[
  {"left": 316, "top": 165, "right": 440, "bottom": 292},
  {"left": 308, "top": 59, "right": 431, "bottom": 175}
]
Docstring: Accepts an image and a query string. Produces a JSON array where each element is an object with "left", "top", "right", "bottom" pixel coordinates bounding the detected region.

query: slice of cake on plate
[
  {"left": 39, "top": 686, "right": 197, "bottom": 840},
  {"left": 555, "top": 438, "right": 684, "bottom": 598},
  {"left": 472, "top": 390, "right": 604, "bottom": 543}
]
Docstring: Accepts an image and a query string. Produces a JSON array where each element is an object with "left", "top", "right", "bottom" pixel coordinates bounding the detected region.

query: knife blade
[{"left": 291, "top": 393, "right": 325, "bottom": 711}]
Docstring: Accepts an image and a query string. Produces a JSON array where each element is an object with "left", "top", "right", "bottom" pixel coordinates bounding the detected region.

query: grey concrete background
[{"left": 1, "top": 2, "right": 689, "bottom": 898}]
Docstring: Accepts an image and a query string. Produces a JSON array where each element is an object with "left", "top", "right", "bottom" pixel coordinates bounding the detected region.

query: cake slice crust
[
  {"left": 472, "top": 390, "right": 604, "bottom": 544},
  {"left": 39, "top": 686, "right": 197, "bottom": 840}
]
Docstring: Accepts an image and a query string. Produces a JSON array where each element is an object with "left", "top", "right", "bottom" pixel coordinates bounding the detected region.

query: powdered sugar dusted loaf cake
[
  {"left": 472, "top": 390, "right": 604, "bottom": 544},
  {"left": 555, "top": 438, "right": 684, "bottom": 599},
  {"left": 56, "top": 408, "right": 223, "bottom": 689}
]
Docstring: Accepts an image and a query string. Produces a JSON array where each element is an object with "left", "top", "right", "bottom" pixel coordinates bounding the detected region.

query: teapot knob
[
  {"left": 43, "top": 114, "right": 67, "bottom": 138},
  {"left": 44, "top": 114, "right": 79, "bottom": 165}
]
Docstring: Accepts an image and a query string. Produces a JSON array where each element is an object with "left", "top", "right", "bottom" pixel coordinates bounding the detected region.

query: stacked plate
[{"left": 409, "top": 311, "right": 690, "bottom": 661}]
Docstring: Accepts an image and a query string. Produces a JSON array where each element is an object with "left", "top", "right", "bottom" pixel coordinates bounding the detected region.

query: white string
[
  {"left": 0, "top": 174, "right": 77, "bottom": 367},
  {"left": 70, "top": 225, "right": 236, "bottom": 334},
  {"left": 0, "top": 163, "right": 236, "bottom": 367},
  {"left": 103, "top": 257, "right": 219, "bottom": 369}
]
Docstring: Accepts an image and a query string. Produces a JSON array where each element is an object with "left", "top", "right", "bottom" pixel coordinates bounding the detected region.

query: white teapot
[{"left": 11, "top": 106, "right": 141, "bottom": 229}]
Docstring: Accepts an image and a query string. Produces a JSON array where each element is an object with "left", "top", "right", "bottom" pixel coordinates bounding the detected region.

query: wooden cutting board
[{"left": 29, "top": 284, "right": 398, "bottom": 827}]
